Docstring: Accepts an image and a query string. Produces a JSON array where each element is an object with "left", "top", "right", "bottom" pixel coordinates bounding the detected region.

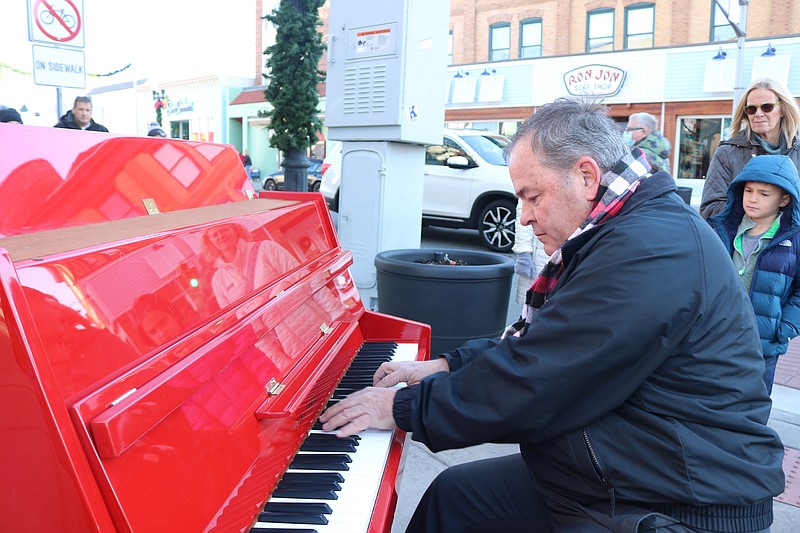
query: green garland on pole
[
  {"left": 260, "top": 0, "right": 325, "bottom": 152},
  {"left": 0, "top": 62, "right": 132, "bottom": 78}
]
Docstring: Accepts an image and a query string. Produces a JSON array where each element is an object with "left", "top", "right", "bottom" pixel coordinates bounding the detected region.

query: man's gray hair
[
  {"left": 505, "top": 97, "right": 628, "bottom": 173},
  {"left": 629, "top": 112, "right": 658, "bottom": 132}
]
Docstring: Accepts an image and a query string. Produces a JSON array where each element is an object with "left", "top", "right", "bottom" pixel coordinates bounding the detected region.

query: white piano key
[{"left": 252, "top": 343, "right": 418, "bottom": 533}]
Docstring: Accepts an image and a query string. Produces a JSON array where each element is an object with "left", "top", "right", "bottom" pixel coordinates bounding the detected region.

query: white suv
[{"left": 320, "top": 129, "right": 517, "bottom": 253}]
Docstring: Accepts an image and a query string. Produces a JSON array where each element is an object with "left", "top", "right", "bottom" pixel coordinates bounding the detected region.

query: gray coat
[{"left": 700, "top": 130, "right": 800, "bottom": 219}]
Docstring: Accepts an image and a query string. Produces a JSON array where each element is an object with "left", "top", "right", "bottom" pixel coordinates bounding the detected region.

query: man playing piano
[{"left": 321, "top": 97, "right": 785, "bottom": 532}]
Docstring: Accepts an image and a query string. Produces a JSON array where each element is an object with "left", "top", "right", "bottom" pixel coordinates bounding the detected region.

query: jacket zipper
[{"left": 582, "top": 427, "right": 616, "bottom": 515}]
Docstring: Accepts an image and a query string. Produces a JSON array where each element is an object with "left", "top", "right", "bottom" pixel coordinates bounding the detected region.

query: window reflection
[{"left": 677, "top": 116, "right": 731, "bottom": 180}]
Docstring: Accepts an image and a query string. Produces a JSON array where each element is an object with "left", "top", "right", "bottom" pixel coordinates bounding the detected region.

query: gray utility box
[{"left": 325, "top": 0, "right": 449, "bottom": 145}]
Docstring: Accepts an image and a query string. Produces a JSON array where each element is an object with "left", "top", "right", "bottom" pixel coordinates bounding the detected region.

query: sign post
[{"left": 27, "top": 0, "right": 86, "bottom": 90}]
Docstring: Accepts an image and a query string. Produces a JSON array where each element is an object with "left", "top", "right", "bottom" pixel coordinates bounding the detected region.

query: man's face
[
  {"left": 509, "top": 142, "right": 599, "bottom": 255},
  {"left": 626, "top": 118, "right": 648, "bottom": 143},
  {"left": 72, "top": 101, "right": 93, "bottom": 128}
]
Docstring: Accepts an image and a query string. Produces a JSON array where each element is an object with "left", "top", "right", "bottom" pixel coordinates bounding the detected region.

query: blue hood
[{"left": 710, "top": 154, "right": 800, "bottom": 236}]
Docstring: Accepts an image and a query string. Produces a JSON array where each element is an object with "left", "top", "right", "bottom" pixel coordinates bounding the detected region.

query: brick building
[{"left": 416, "top": 0, "right": 800, "bottom": 191}]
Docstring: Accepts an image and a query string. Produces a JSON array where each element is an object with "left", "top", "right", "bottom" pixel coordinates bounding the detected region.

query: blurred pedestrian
[
  {"left": 700, "top": 78, "right": 800, "bottom": 219},
  {"left": 623, "top": 112, "right": 671, "bottom": 174},
  {"left": 512, "top": 198, "right": 550, "bottom": 306},
  {"left": 55, "top": 96, "right": 109, "bottom": 132},
  {"left": 0, "top": 106, "right": 23, "bottom": 124},
  {"left": 147, "top": 122, "right": 167, "bottom": 137},
  {"left": 708, "top": 154, "right": 800, "bottom": 394}
]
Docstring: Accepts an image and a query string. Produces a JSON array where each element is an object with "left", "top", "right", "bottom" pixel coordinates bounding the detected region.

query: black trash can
[
  {"left": 375, "top": 248, "right": 515, "bottom": 356},
  {"left": 676, "top": 186, "right": 692, "bottom": 205}
]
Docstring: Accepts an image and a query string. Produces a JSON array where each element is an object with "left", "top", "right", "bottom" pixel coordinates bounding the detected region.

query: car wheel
[
  {"left": 264, "top": 179, "right": 277, "bottom": 191},
  {"left": 478, "top": 199, "right": 516, "bottom": 253},
  {"left": 311, "top": 181, "right": 321, "bottom": 192}
]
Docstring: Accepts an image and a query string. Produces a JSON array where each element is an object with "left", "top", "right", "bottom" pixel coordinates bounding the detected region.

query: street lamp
[
  {"left": 714, "top": 0, "right": 749, "bottom": 111},
  {"left": 152, "top": 89, "right": 168, "bottom": 126}
]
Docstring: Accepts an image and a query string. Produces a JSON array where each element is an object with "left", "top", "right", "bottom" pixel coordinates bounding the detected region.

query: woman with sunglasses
[{"left": 700, "top": 78, "right": 800, "bottom": 219}]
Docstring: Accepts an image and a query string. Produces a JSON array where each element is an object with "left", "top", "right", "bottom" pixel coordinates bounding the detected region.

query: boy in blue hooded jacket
[{"left": 710, "top": 154, "right": 800, "bottom": 393}]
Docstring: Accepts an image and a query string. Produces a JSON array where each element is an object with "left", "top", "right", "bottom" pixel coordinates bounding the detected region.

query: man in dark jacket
[
  {"left": 54, "top": 96, "right": 108, "bottom": 132},
  {"left": 321, "top": 98, "right": 784, "bottom": 532}
]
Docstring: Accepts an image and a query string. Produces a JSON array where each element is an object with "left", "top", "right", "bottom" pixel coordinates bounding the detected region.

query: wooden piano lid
[{"left": 0, "top": 198, "right": 298, "bottom": 262}]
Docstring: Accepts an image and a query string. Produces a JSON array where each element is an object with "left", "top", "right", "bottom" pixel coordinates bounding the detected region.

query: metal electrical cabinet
[
  {"left": 325, "top": 0, "right": 449, "bottom": 309},
  {"left": 326, "top": 0, "right": 449, "bottom": 145}
]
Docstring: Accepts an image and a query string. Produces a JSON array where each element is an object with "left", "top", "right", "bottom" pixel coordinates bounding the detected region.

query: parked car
[
  {"left": 263, "top": 158, "right": 323, "bottom": 192},
  {"left": 320, "top": 129, "right": 517, "bottom": 253}
]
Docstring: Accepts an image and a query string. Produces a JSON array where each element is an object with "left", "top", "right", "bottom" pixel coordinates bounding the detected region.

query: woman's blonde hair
[
  {"left": 730, "top": 78, "right": 800, "bottom": 145},
  {"left": 200, "top": 222, "right": 251, "bottom": 264}
]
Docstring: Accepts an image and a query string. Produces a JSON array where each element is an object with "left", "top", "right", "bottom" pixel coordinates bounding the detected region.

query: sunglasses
[
  {"left": 625, "top": 127, "right": 644, "bottom": 132},
  {"left": 745, "top": 103, "right": 779, "bottom": 115}
]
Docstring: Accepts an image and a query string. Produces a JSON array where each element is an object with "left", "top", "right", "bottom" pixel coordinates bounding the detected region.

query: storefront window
[
  {"left": 676, "top": 116, "right": 731, "bottom": 180},
  {"left": 170, "top": 120, "right": 190, "bottom": 140}
]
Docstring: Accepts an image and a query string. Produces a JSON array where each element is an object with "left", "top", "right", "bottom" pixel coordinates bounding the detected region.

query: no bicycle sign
[{"left": 28, "top": 0, "right": 85, "bottom": 48}]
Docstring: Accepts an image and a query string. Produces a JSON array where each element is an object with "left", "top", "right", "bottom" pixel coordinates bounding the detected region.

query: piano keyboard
[{"left": 250, "top": 341, "right": 418, "bottom": 533}]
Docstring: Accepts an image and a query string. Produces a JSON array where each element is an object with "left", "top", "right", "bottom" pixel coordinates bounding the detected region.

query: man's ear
[{"left": 576, "top": 157, "right": 602, "bottom": 201}]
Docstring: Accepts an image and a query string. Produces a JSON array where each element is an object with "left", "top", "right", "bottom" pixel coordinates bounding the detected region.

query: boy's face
[{"left": 742, "top": 181, "right": 790, "bottom": 223}]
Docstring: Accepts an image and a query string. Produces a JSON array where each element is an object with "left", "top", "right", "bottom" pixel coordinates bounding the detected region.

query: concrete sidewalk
[{"left": 389, "top": 276, "right": 800, "bottom": 532}]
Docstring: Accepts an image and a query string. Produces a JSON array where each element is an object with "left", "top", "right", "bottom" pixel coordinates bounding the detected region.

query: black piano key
[
  {"left": 290, "top": 453, "right": 351, "bottom": 471},
  {"left": 280, "top": 472, "right": 346, "bottom": 484},
  {"left": 276, "top": 478, "right": 341, "bottom": 490},
  {"left": 357, "top": 341, "right": 396, "bottom": 349},
  {"left": 271, "top": 486, "right": 338, "bottom": 500},
  {"left": 300, "top": 436, "right": 358, "bottom": 452},
  {"left": 276, "top": 476, "right": 342, "bottom": 491},
  {"left": 258, "top": 510, "right": 328, "bottom": 525},
  {"left": 251, "top": 529, "right": 318, "bottom": 533},
  {"left": 304, "top": 433, "right": 360, "bottom": 443},
  {"left": 264, "top": 502, "right": 332, "bottom": 515}
]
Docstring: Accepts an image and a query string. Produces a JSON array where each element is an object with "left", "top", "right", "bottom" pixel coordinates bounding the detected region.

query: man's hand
[
  {"left": 373, "top": 358, "right": 449, "bottom": 388},
  {"left": 319, "top": 387, "right": 398, "bottom": 437}
]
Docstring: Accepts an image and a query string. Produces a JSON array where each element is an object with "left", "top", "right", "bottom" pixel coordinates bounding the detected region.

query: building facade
[
  {"left": 83, "top": 0, "right": 800, "bottom": 192},
  {"left": 431, "top": 0, "right": 800, "bottom": 196}
]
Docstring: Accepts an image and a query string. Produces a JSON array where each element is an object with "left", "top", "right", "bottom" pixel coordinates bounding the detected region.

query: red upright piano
[{"left": 0, "top": 124, "right": 430, "bottom": 532}]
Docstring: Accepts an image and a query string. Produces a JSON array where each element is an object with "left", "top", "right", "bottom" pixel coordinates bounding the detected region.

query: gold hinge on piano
[
  {"left": 320, "top": 323, "right": 333, "bottom": 335},
  {"left": 266, "top": 378, "right": 285, "bottom": 396},
  {"left": 142, "top": 198, "right": 160, "bottom": 215}
]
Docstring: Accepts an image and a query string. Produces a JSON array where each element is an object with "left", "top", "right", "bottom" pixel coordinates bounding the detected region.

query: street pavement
[{"left": 386, "top": 226, "right": 800, "bottom": 533}]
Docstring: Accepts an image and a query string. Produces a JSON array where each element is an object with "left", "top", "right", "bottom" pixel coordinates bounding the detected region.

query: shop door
[{"left": 676, "top": 116, "right": 731, "bottom": 181}]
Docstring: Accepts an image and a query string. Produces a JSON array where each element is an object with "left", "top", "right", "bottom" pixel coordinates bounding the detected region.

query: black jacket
[
  {"left": 54, "top": 111, "right": 109, "bottom": 132},
  {"left": 394, "top": 171, "right": 784, "bottom": 531}
]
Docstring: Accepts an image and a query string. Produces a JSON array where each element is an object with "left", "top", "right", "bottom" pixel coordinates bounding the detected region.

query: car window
[
  {"left": 459, "top": 135, "right": 509, "bottom": 166},
  {"left": 308, "top": 160, "right": 322, "bottom": 173},
  {"left": 425, "top": 138, "right": 472, "bottom": 166}
]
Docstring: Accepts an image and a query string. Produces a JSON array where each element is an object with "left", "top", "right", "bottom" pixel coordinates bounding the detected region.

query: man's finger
[{"left": 374, "top": 368, "right": 404, "bottom": 388}]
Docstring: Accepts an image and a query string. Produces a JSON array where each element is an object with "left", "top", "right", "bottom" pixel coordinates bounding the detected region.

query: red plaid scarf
[{"left": 503, "top": 148, "right": 652, "bottom": 338}]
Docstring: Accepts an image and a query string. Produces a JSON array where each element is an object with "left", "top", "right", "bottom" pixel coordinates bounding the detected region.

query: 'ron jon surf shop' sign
[{"left": 563, "top": 64, "right": 626, "bottom": 97}]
